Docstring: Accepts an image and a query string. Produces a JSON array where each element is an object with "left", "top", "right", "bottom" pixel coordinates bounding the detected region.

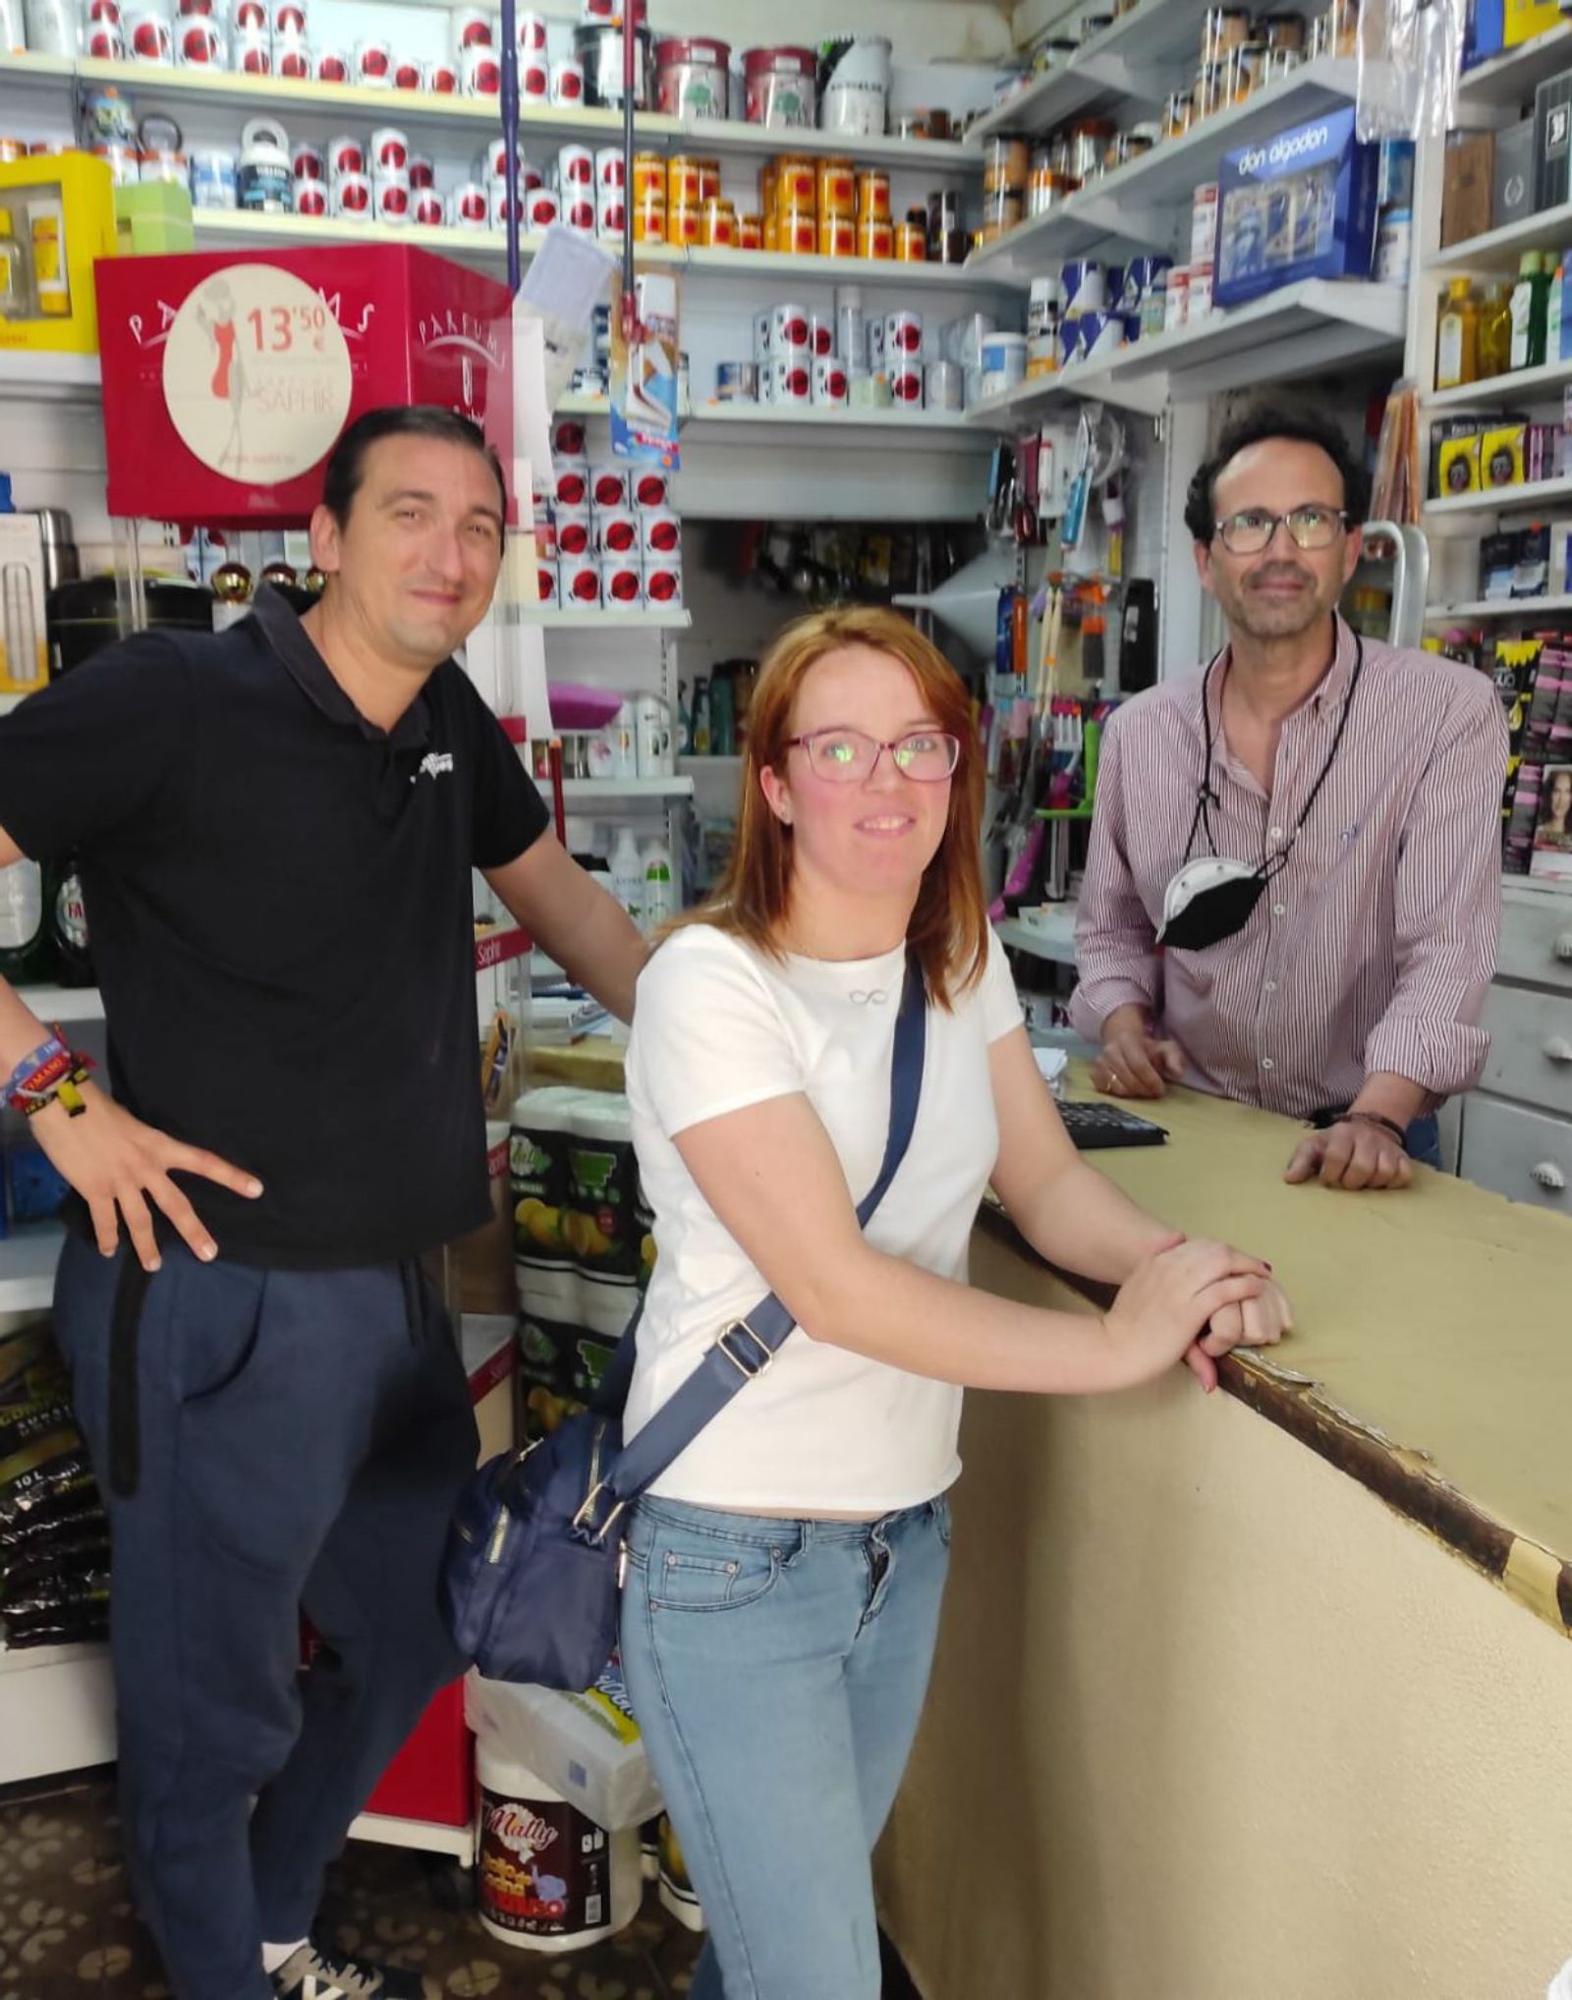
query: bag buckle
[
  {"left": 571, "top": 1480, "right": 628, "bottom": 1545},
  {"left": 714, "top": 1320, "right": 773, "bottom": 1379}
]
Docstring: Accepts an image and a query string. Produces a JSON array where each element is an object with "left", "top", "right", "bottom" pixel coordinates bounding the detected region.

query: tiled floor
[{"left": 0, "top": 1770, "right": 703, "bottom": 1999}]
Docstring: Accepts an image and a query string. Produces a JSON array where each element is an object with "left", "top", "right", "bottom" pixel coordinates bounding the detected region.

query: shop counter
[{"left": 875, "top": 1075, "right": 1572, "bottom": 2000}]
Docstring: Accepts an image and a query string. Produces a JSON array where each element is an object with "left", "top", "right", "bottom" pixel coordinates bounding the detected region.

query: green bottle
[{"left": 1509, "top": 251, "right": 1549, "bottom": 371}]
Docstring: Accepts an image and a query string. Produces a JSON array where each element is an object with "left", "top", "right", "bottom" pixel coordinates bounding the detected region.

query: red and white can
[
  {"left": 812, "top": 355, "right": 849, "bottom": 405},
  {"left": 515, "top": 7, "right": 547, "bottom": 50},
  {"left": 452, "top": 5, "right": 490, "bottom": 52},
  {"left": 331, "top": 170, "right": 372, "bottom": 216},
  {"left": 640, "top": 506, "right": 680, "bottom": 555},
  {"left": 807, "top": 310, "right": 834, "bottom": 359},
  {"left": 232, "top": 22, "right": 270, "bottom": 71},
  {"left": 85, "top": 0, "right": 121, "bottom": 19},
  {"left": 642, "top": 555, "right": 683, "bottom": 606},
  {"left": 533, "top": 509, "right": 558, "bottom": 558},
  {"left": 550, "top": 56, "right": 585, "bottom": 104},
  {"left": 291, "top": 142, "right": 324, "bottom": 180},
  {"left": 520, "top": 46, "right": 549, "bottom": 97},
  {"left": 595, "top": 146, "right": 625, "bottom": 190},
  {"left": 770, "top": 354, "right": 813, "bottom": 404},
  {"left": 449, "top": 180, "right": 489, "bottom": 228},
  {"left": 594, "top": 506, "right": 639, "bottom": 554},
  {"left": 596, "top": 190, "right": 625, "bottom": 236},
  {"left": 84, "top": 20, "right": 126, "bottom": 57},
  {"left": 461, "top": 43, "right": 500, "bottom": 93},
  {"left": 176, "top": 0, "right": 213, "bottom": 14},
  {"left": 315, "top": 44, "right": 348, "bottom": 80},
  {"left": 231, "top": 0, "right": 264, "bottom": 27},
  {"left": 551, "top": 417, "right": 586, "bottom": 459},
  {"left": 326, "top": 134, "right": 365, "bottom": 177},
  {"left": 393, "top": 52, "right": 422, "bottom": 89},
  {"left": 770, "top": 301, "right": 809, "bottom": 354},
  {"left": 555, "top": 507, "right": 591, "bottom": 558},
  {"left": 374, "top": 171, "right": 410, "bottom": 221},
  {"left": 589, "top": 461, "right": 629, "bottom": 509},
  {"left": 884, "top": 309, "right": 923, "bottom": 359},
  {"left": 126, "top": 10, "right": 174, "bottom": 61},
  {"left": 425, "top": 57, "right": 458, "bottom": 92},
  {"left": 561, "top": 187, "right": 596, "bottom": 232},
  {"left": 177, "top": 19, "right": 224, "bottom": 62},
  {"left": 581, "top": 0, "right": 615, "bottom": 16},
  {"left": 600, "top": 550, "right": 643, "bottom": 608},
  {"left": 629, "top": 464, "right": 669, "bottom": 510},
  {"left": 526, "top": 186, "right": 560, "bottom": 230},
  {"left": 355, "top": 37, "right": 392, "bottom": 83},
  {"left": 370, "top": 127, "right": 408, "bottom": 172},
  {"left": 519, "top": 154, "right": 543, "bottom": 191},
  {"left": 274, "top": 33, "right": 309, "bottom": 77},
  {"left": 561, "top": 555, "right": 601, "bottom": 606},
  {"left": 557, "top": 143, "right": 593, "bottom": 188},
  {"left": 408, "top": 153, "right": 435, "bottom": 190},
  {"left": 293, "top": 176, "right": 328, "bottom": 216},
  {"left": 271, "top": 0, "right": 302, "bottom": 32},
  {"left": 412, "top": 188, "right": 445, "bottom": 226},
  {"left": 890, "top": 358, "right": 924, "bottom": 405},
  {"left": 553, "top": 459, "right": 591, "bottom": 509},
  {"left": 534, "top": 559, "right": 560, "bottom": 608}
]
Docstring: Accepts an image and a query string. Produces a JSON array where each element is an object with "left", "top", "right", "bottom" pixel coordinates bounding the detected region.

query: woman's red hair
[{"left": 677, "top": 605, "right": 987, "bottom": 1009}]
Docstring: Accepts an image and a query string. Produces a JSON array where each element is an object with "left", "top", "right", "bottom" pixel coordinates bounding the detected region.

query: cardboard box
[
  {"left": 1214, "top": 107, "right": 1380, "bottom": 310},
  {"left": 1434, "top": 422, "right": 1484, "bottom": 496},
  {"left": 114, "top": 180, "right": 195, "bottom": 256},
  {"left": 1493, "top": 116, "right": 1538, "bottom": 228},
  {"left": 1506, "top": 0, "right": 1561, "bottom": 44},
  {"left": 1536, "top": 68, "right": 1572, "bottom": 210},
  {"left": 0, "top": 154, "right": 118, "bottom": 354},
  {"left": 1442, "top": 130, "right": 1496, "bottom": 246},
  {"left": 95, "top": 245, "right": 514, "bottom": 526},
  {"left": 1482, "top": 419, "right": 1528, "bottom": 486}
]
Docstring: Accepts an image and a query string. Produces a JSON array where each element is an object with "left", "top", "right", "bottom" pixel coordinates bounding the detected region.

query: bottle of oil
[
  {"left": 1436, "top": 277, "right": 1478, "bottom": 390},
  {"left": 1479, "top": 281, "right": 1513, "bottom": 380}
]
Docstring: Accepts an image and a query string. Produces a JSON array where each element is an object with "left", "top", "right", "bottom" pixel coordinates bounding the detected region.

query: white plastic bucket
[{"left": 476, "top": 1747, "right": 640, "bottom": 1951}]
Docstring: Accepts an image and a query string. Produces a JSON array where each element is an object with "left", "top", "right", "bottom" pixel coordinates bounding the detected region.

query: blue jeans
[
  {"left": 619, "top": 1494, "right": 952, "bottom": 2000},
  {"left": 1405, "top": 1113, "right": 1443, "bottom": 1169}
]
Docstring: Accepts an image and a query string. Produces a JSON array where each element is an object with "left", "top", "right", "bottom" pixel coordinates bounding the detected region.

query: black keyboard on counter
[{"left": 1055, "top": 1101, "right": 1169, "bottom": 1149}]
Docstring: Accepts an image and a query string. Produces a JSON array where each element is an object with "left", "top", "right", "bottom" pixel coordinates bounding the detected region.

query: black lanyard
[{"left": 1182, "top": 631, "right": 1366, "bottom": 880}]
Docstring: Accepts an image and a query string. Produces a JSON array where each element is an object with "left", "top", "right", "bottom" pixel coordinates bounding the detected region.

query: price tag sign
[{"left": 161, "top": 262, "right": 353, "bottom": 487}]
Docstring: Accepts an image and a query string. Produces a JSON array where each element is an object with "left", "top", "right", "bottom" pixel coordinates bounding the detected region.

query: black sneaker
[{"left": 269, "top": 1940, "right": 432, "bottom": 1999}]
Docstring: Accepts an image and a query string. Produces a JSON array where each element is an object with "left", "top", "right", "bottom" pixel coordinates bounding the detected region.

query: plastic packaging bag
[
  {"left": 1356, "top": 0, "right": 1466, "bottom": 140},
  {"left": 466, "top": 1661, "right": 664, "bottom": 1830}
]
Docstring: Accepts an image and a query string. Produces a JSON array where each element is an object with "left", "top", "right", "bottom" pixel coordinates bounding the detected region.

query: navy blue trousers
[{"left": 53, "top": 1234, "right": 479, "bottom": 2000}]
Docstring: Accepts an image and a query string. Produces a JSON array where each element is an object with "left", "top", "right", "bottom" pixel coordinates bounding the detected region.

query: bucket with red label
[
  {"left": 589, "top": 462, "right": 629, "bottom": 509},
  {"left": 555, "top": 507, "right": 592, "bottom": 558},
  {"left": 594, "top": 507, "right": 639, "bottom": 555},
  {"left": 642, "top": 555, "right": 683, "bottom": 607},
  {"left": 450, "top": 180, "right": 489, "bottom": 228},
  {"left": 560, "top": 556, "right": 601, "bottom": 607},
  {"left": 355, "top": 36, "right": 392, "bottom": 84},
  {"left": 629, "top": 464, "right": 668, "bottom": 509},
  {"left": 600, "top": 550, "right": 643, "bottom": 609},
  {"left": 640, "top": 506, "right": 680, "bottom": 555}
]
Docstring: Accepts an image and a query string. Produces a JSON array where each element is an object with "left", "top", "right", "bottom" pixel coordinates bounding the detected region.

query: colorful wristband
[{"left": 4, "top": 1033, "right": 68, "bottom": 1105}]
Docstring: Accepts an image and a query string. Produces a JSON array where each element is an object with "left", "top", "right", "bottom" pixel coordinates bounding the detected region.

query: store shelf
[
  {"left": 0, "top": 50, "right": 75, "bottom": 96},
  {"left": 560, "top": 776, "right": 694, "bottom": 800},
  {"left": 0, "top": 1639, "right": 106, "bottom": 1677},
  {"left": 1425, "top": 596, "right": 1572, "bottom": 621},
  {"left": 1424, "top": 473, "right": 1572, "bottom": 516},
  {"left": 15, "top": 985, "right": 107, "bottom": 1023},
  {"left": 996, "top": 910, "right": 1079, "bottom": 967},
  {"left": 1429, "top": 199, "right": 1572, "bottom": 275},
  {"left": 1456, "top": 22, "right": 1572, "bottom": 111},
  {"left": 671, "top": 115, "right": 979, "bottom": 174},
  {"left": 1427, "top": 357, "right": 1572, "bottom": 409},
  {"left": 967, "top": 56, "right": 1361, "bottom": 277},
  {"left": 0, "top": 1223, "right": 67, "bottom": 1313},
  {"left": 0, "top": 351, "right": 102, "bottom": 403},
  {"left": 0, "top": 1635, "right": 115, "bottom": 1788},
  {"left": 558, "top": 396, "right": 984, "bottom": 446},
  {"left": 681, "top": 246, "right": 1013, "bottom": 292},
  {"left": 968, "top": 280, "right": 1407, "bottom": 421},
  {"left": 507, "top": 608, "right": 691, "bottom": 630},
  {"left": 968, "top": 63, "right": 1119, "bottom": 146}
]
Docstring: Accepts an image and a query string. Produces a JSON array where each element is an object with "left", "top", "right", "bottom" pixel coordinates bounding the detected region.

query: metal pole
[{"left": 499, "top": 0, "right": 520, "bottom": 294}]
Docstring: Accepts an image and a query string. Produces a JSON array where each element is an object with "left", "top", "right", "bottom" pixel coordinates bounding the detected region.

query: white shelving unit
[
  {"left": 1428, "top": 357, "right": 1572, "bottom": 409},
  {"left": 1424, "top": 475, "right": 1572, "bottom": 518},
  {"left": 995, "top": 910, "right": 1079, "bottom": 967},
  {"left": 1455, "top": 21, "right": 1572, "bottom": 110},
  {"left": 0, "top": 351, "right": 102, "bottom": 401},
  {"left": 1425, "top": 596, "right": 1572, "bottom": 622},
  {"left": 13, "top": 984, "right": 107, "bottom": 1022},
  {"left": 1430, "top": 201, "right": 1572, "bottom": 275},
  {"left": 560, "top": 776, "right": 694, "bottom": 801},
  {"left": 0, "top": 1223, "right": 68, "bottom": 1314},
  {"left": 506, "top": 608, "right": 692, "bottom": 632},
  {"left": 0, "top": 1637, "right": 115, "bottom": 1788}
]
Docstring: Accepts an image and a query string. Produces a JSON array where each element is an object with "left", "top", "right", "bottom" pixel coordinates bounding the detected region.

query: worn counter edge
[{"left": 973, "top": 1204, "right": 1572, "bottom": 1643}]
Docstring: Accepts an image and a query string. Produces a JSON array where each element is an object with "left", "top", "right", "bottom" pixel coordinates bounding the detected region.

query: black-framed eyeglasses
[
  {"left": 787, "top": 727, "right": 961, "bottom": 783},
  {"left": 1215, "top": 504, "right": 1351, "bottom": 555}
]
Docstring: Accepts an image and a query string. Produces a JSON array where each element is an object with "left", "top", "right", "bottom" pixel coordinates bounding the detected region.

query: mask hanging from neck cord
[{"left": 1158, "top": 634, "right": 1366, "bottom": 952}]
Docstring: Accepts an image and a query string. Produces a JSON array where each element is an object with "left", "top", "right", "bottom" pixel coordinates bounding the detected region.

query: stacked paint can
[
  {"left": 715, "top": 288, "right": 966, "bottom": 414},
  {"left": 535, "top": 417, "right": 681, "bottom": 612}
]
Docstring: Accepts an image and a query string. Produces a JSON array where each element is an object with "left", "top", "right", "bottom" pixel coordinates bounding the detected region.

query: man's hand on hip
[
  {"left": 31, "top": 1080, "right": 264, "bottom": 1270},
  {"left": 1283, "top": 1117, "right": 1412, "bottom": 1192},
  {"left": 1091, "top": 1004, "right": 1187, "bottom": 1100}
]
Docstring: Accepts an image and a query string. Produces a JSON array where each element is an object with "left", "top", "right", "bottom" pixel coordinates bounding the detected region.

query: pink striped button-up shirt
[{"left": 1070, "top": 618, "right": 1510, "bottom": 1118}]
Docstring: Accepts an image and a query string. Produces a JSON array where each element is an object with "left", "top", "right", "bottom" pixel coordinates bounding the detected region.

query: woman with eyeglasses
[{"left": 618, "top": 604, "right": 1290, "bottom": 2000}]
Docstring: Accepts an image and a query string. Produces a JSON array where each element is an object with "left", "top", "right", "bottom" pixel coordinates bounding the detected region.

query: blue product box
[
  {"left": 1213, "top": 107, "right": 1382, "bottom": 311},
  {"left": 1464, "top": 0, "right": 1506, "bottom": 69}
]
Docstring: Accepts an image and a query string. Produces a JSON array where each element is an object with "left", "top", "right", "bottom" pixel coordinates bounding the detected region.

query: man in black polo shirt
[{"left": 0, "top": 406, "right": 646, "bottom": 2000}]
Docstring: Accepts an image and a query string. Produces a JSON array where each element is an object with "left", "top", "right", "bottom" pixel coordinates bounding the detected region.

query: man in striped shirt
[{"left": 1071, "top": 404, "right": 1508, "bottom": 1190}]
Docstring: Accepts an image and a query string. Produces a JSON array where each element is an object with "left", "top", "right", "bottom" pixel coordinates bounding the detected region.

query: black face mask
[{"left": 1159, "top": 634, "right": 1365, "bottom": 955}]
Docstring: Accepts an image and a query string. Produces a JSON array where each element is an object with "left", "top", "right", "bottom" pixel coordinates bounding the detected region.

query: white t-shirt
[{"left": 623, "top": 923, "right": 1024, "bottom": 1512}]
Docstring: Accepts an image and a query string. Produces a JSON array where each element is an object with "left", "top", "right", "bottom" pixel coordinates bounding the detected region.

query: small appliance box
[
  {"left": 95, "top": 245, "right": 514, "bottom": 527},
  {"left": 1213, "top": 107, "right": 1381, "bottom": 310},
  {"left": 0, "top": 154, "right": 119, "bottom": 355}
]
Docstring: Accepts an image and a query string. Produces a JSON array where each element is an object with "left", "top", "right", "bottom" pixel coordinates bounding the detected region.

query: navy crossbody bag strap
[{"left": 600, "top": 948, "right": 927, "bottom": 1502}]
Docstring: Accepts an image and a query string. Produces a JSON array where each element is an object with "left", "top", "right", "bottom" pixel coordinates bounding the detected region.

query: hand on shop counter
[
  {"left": 1100, "top": 1235, "right": 1274, "bottom": 1394},
  {"left": 1091, "top": 1005, "right": 1187, "bottom": 1100},
  {"left": 1283, "top": 1117, "right": 1413, "bottom": 1192},
  {"left": 31, "top": 1079, "right": 264, "bottom": 1271},
  {"left": 1195, "top": 1274, "right": 1293, "bottom": 1368}
]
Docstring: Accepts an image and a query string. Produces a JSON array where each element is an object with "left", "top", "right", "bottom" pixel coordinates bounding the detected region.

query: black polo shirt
[{"left": 0, "top": 586, "right": 549, "bottom": 1267}]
